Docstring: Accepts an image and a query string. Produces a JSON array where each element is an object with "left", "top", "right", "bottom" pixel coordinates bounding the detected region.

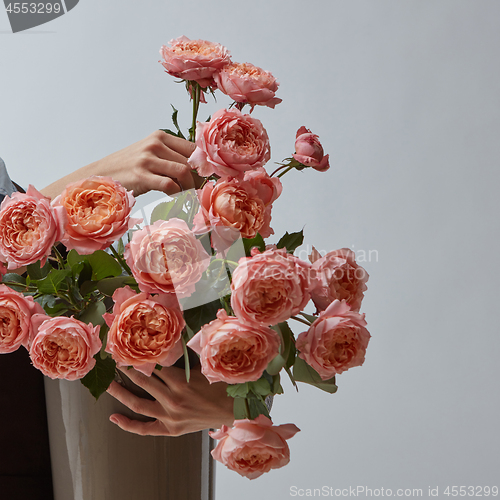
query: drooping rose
[
  {"left": 193, "top": 169, "right": 281, "bottom": 242},
  {"left": 309, "top": 247, "right": 369, "bottom": 313},
  {"left": 125, "top": 218, "right": 210, "bottom": 297},
  {"left": 159, "top": 36, "right": 231, "bottom": 88},
  {"left": 104, "top": 286, "right": 184, "bottom": 376},
  {"left": 231, "top": 247, "right": 310, "bottom": 326},
  {"left": 29, "top": 315, "right": 101, "bottom": 381},
  {"left": 187, "top": 309, "right": 280, "bottom": 384},
  {"left": 296, "top": 300, "right": 370, "bottom": 380},
  {"left": 0, "top": 186, "right": 66, "bottom": 269},
  {"left": 188, "top": 108, "right": 271, "bottom": 179},
  {"left": 52, "top": 176, "right": 141, "bottom": 255},
  {"left": 0, "top": 284, "right": 45, "bottom": 354},
  {"left": 214, "top": 62, "right": 282, "bottom": 110},
  {"left": 210, "top": 415, "right": 300, "bottom": 479},
  {"left": 292, "top": 126, "right": 330, "bottom": 172}
]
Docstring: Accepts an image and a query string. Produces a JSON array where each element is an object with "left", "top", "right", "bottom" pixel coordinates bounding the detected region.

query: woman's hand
[
  {"left": 106, "top": 365, "right": 235, "bottom": 437},
  {"left": 42, "top": 131, "right": 202, "bottom": 199}
]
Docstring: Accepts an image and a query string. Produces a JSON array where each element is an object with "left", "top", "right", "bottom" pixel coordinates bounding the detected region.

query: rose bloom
[
  {"left": 192, "top": 169, "right": 282, "bottom": 244},
  {"left": 0, "top": 186, "right": 66, "bottom": 269},
  {"left": 29, "top": 315, "right": 101, "bottom": 381},
  {"left": 292, "top": 126, "right": 330, "bottom": 172},
  {"left": 52, "top": 176, "right": 141, "bottom": 255},
  {"left": 125, "top": 218, "right": 210, "bottom": 297},
  {"left": 187, "top": 309, "right": 280, "bottom": 384},
  {"left": 104, "top": 287, "right": 184, "bottom": 376},
  {"left": 309, "top": 247, "right": 369, "bottom": 313},
  {"left": 0, "top": 284, "right": 45, "bottom": 354},
  {"left": 188, "top": 108, "right": 271, "bottom": 179},
  {"left": 296, "top": 299, "right": 370, "bottom": 380},
  {"left": 159, "top": 36, "right": 231, "bottom": 88},
  {"left": 231, "top": 247, "right": 310, "bottom": 326},
  {"left": 214, "top": 62, "right": 282, "bottom": 110},
  {"left": 210, "top": 415, "right": 300, "bottom": 479}
]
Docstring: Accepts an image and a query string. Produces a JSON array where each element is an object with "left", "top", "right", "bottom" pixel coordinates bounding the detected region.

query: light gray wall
[{"left": 1, "top": 1, "right": 499, "bottom": 498}]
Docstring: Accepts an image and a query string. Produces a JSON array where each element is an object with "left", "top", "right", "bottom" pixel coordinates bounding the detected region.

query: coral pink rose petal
[
  {"left": 125, "top": 218, "right": 210, "bottom": 297},
  {"left": 187, "top": 309, "right": 280, "bottom": 384},
  {"left": 230, "top": 247, "right": 311, "bottom": 326},
  {"left": 0, "top": 284, "right": 45, "bottom": 353},
  {"left": 309, "top": 248, "right": 369, "bottom": 312},
  {"left": 0, "top": 185, "right": 67, "bottom": 269},
  {"left": 214, "top": 62, "right": 282, "bottom": 110},
  {"left": 159, "top": 36, "right": 231, "bottom": 88},
  {"left": 29, "top": 315, "right": 101, "bottom": 381},
  {"left": 104, "top": 286, "right": 185, "bottom": 376},
  {"left": 209, "top": 415, "right": 300, "bottom": 479},
  {"left": 296, "top": 299, "right": 371, "bottom": 380},
  {"left": 52, "top": 176, "right": 141, "bottom": 255},
  {"left": 292, "top": 126, "right": 330, "bottom": 172},
  {"left": 188, "top": 108, "right": 271, "bottom": 179}
]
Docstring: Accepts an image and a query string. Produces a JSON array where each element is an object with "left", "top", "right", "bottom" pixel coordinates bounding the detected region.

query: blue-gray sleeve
[{"left": 0, "top": 158, "right": 17, "bottom": 203}]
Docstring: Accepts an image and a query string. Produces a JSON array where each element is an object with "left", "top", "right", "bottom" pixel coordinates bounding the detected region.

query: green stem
[
  {"left": 189, "top": 83, "right": 202, "bottom": 142},
  {"left": 270, "top": 164, "right": 289, "bottom": 177},
  {"left": 109, "top": 245, "right": 132, "bottom": 276},
  {"left": 52, "top": 245, "right": 66, "bottom": 269},
  {"left": 290, "top": 315, "right": 312, "bottom": 327},
  {"left": 277, "top": 165, "right": 295, "bottom": 179}
]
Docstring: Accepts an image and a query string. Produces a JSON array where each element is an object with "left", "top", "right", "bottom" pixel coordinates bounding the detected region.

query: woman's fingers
[
  {"left": 106, "top": 380, "right": 163, "bottom": 419},
  {"left": 109, "top": 414, "right": 170, "bottom": 436},
  {"left": 159, "top": 131, "right": 197, "bottom": 159}
]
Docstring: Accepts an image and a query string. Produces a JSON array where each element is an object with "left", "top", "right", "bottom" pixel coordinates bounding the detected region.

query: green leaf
[
  {"left": 292, "top": 356, "right": 338, "bottom": 394},
  {"left": 276, "top": 230, "right": 304, "bottom": 254},
  {"left": 171, "top": 105, "right": 186, "bottom": 139},
  {"left": 183, "top": 298, "right": 221, "bottom": 336},
  {"left": 249, "top": 378, "right": 271, "bottom": 397},
  {"left": 80, "top": 355, "right": 116, "bottom": 400},
  {"left": 1, "top": 273, "right": 27, "bottom": 292},
  {"left": 77, "top": 300, "right": 106, "bottom": 327},
  {"left": 267, "top": 322, "right": 296, "bottom": 375},
  {"left": 181, "top": 336, "right": 190, "bottom": 383},
  {"left": 67, "top": 249, "right": 87, "bottom": 268},
  {"left": 27, "top": 260, "right": 51, "bottom": 280},
  {"left": 247, "top": 394, "right": 270, "bottom": 419},
  {"left": 81, "top": 275, "right": 136, "bottom": 297},
  {"left": 150, "top": 199, "right": 180, "bottom": 224},
  {"left": 242, "top": 233, "right": 265, "bottom": 256},
  {"left": 299, "top": 312, "right": 317, "bottom": 325},
  {"left": 87, "top": 251, "right": 122, "bottom": 280},
  {"left": 227, "top": 383, "right": 250, "bottom": 399},
  {"left": 116, "top": 238, "right": 125, "bottom": 255},
  {"left": 33, "top": 269, "right": 72, "bottom": 294},
  {"left": 233, "top": 397, "right": 248, "bottom": 420},
  {"left": 272, "top": 373, "right": 284, "bottom": 395}
]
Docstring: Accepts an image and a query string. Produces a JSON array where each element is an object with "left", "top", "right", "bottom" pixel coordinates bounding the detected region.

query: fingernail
[{"left": 110, "top": 416, "right": 118, "bottom": 425}]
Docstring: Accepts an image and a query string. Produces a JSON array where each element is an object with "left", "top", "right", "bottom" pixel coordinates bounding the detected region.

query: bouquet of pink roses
[{"left": 0, "top": 36, "right": 370, "bottom": 480}]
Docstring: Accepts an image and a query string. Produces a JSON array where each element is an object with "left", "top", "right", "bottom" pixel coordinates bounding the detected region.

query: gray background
[{"left": 1, "top": 0, "right": 499, "bottom": 498}]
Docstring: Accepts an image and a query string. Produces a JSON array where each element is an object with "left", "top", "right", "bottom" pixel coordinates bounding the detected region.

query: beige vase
[{"left": 44, "top": 378, "right": 214, "bottom": 500}]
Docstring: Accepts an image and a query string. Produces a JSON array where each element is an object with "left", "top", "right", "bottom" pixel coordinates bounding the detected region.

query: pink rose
[
  {"left": 104, "top": 287, "right": 184, "bottom": 376},
  {"left": 296, "top": 300, "right": 370, "bottom": 380},
  {"left": 231, "top": 247, "right": 310, "bottom": 326},
  {"left": 0, "top": 284, "right": 45, "bottom": 354},
  {"left": 193, "top": 169, "right": 281, "bottom": 243},
  {"left": 52, "top": 176, "right": 141, "bottom": 255},
  {"left": 309, "top": 248, "right": 369, "bottom": 313},
  {"left": 0, "top": 186, "right": 66, "bottom": 269},
  {"left": 125, "top": 218, "right": 210, "bottom": 297},
  {"left": 214, "top": 62, "right": 282, "bottom": 110},
  {"left": 210, "top": 415, "right": 300, "bottom": 479},
  {"left": 292, "top": 126, "right": 330, "bottom": 172},
  {"left": 159, "top": 36, "right": 231, "bottom": 88},
  {"left": 188, "top": 108, "right": 271, "bottom": 179},
  {"left": 29, "top": 315, "right": 101, "bottom": 381},
  {"left": 187, "top": 309, "right": 280, "bottom": 384}
]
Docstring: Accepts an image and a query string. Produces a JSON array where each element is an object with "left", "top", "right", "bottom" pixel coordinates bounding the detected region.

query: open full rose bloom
[
  {"left": 187, "top": 309, "right": 280, "bottom": 384},
  {"left": 0, "top": 185, "right": 67, "bottom": 269},
  {"left": 159, "top": 36, "right": 231, "bottom": 88},
  {"left": 296, "top": 300, "right": 370, "bottom": 380},
  {"left": 210, "top": 415, "right": 300, "bottom": 479},
  {"left": 188, "top": 108, "right": 271, "bottom": 179},
  {"left": 214, "top": 61, "right": 282, "bottom": 110},
  {"left": 29, "top": 315, "right": 101, "bottom": 381},
  {"left": 52, "top": 176, "right": 141, "bottom": 255},
  {"left": 0, "top": 285, "right": 44, "bottom": 354},
  {"left": 309, "top": 247, "right": 369, "bottom": 313},
  {"left": 125, "top": 218, "right": 210, "bottom": 297},
  {"left": 292, "top": 126, "right": 330, "bottom": 172},
  {"left": 104, "top": 287, "right": 185, "bottom": 376},
  {"left": 193, "top": 168, "right": 282, "bottom": 245},
  {"left": 231, "top": 247, "right": 310, "bottom": 326}
]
